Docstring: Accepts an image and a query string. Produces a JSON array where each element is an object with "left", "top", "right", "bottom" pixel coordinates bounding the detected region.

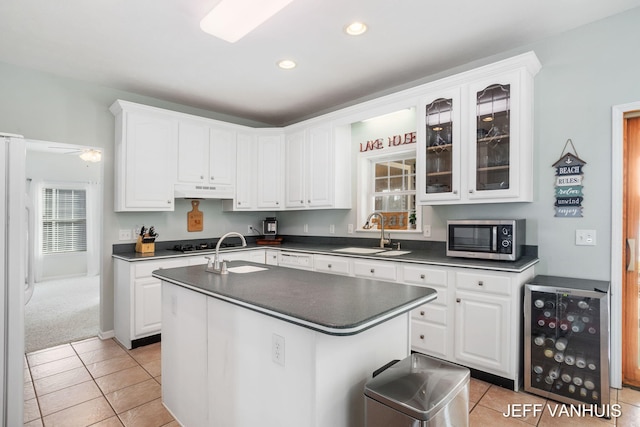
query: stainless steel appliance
[
  {"left": 364, "top": 353, "right": 470, "bottom": 427},
  {"left": 262, "top": 217, "right": 277, "bottom": 240},
  {"left": 446, "top": 219, "right": 525, "bottom": 261},
  {"left": 524, "top": 275, "right": 610, "bottom": 406}
]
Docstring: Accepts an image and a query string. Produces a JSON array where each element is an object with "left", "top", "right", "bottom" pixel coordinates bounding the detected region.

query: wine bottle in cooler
[
  {"left": 534, "top": 334, "right": 546, "bottom": 346},
  {"left": 559, "top": 319, "right": 571, "bottom": 332},
  {"left": 571, "top": 319, "right": 585, "bottom": 333},
  {"left": 561, "top": 371, "right": 573, "bottom": 383},
  {"left": 577, "top": 299, "right": 590, "bottom": 310},
  {"left": 555, "top": 337, "right": 568, "bottom": 351},
  {"left": 586, "top": 359, "right": 597, "bottom": 371},
  {"left": 572, "top": 373, "right": 584, "bottom": 387},
  {"left": 575, "top": 353, "right": 587, "bottom": 369},
  {"left": 554, "top": 351, "right": 565, "bottom": 363},
  {"left": 564, "top": 350, "right": 576, "bottom": 366},
  {"left": 534, "top": 298, "right": 545, "bottom": 309}
]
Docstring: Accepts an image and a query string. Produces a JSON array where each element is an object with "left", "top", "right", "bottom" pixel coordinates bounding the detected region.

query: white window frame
[
  {"left": 40, "top": 182, "right": 88, "bottom": 255},
  {"left": 357, "top": 148, "right": 421, "bottom": 233}
]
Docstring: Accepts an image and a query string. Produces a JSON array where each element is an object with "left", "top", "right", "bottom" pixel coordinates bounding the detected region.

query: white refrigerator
[{"left": 1, "top": 133, "right": 27, "bottom": 426}]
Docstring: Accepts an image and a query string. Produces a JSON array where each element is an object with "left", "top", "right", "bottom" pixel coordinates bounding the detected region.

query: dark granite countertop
[
  {"left": 153, "top": 261, "right": 437, "bottom": 335},
  {"left": 114, "top": 236, "right": 538, "bottom": 273}
]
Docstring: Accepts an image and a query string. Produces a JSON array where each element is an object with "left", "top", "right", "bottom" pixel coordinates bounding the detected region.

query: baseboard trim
[{"left": 98, "top": 329, "right": 115, "bottom": 340}]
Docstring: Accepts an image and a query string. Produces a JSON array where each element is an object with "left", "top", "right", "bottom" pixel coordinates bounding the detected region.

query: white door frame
[{"left": 611, "top": 101, "right": 640, "bottom": 389}]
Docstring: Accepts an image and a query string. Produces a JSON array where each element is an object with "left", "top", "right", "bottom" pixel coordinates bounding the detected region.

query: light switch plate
[{"left": 576, "top": 229, "right": 596, "bottom": 246}]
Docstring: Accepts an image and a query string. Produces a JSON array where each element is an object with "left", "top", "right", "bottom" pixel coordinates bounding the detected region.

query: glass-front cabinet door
[
  {"left": 467, "top": 72, "right": 523, "bottom": 200},
  {"left": 418, "top": 88, "right": 461, "bottom": 203}
]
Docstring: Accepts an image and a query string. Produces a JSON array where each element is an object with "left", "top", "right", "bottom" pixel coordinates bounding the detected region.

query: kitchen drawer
[
  {"left": 403, "top": 266, "right": 447, "bottom": 287},
  {"left": 455, "top": 271, "right": 511, "bottom": 296},
  {"left": 135, "top": 259, "right": 188, "bottom": 278},
  {"left": 412, "top": 321, "right": 449, "bottom": 359},
  {"left": 412, "top": 303, "right": 447, "bottom": 325},
  {"left": 353, "top": 260, "right": 396, "bottom": 281},
  {"left": 314, "top": 255, "right": 350, "bottom": 275}
]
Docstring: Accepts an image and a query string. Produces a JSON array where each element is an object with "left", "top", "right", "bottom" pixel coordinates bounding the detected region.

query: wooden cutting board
[{"left": 187, "top": 200, "right": 203, "bottom": 232}]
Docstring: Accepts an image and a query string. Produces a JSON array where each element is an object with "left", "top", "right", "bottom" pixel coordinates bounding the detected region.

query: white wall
[{"left": 1, "top": 6, "right": 639, "bottom": 333}]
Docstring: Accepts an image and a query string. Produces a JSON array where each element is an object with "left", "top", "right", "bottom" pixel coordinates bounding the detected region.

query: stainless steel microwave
[{"left": 446, "top": 219, "right": 525, "bottom": 261}]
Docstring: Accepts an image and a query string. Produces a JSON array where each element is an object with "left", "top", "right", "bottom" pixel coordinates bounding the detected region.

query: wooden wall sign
[
  {"left": 187, "top": 200, "right": 204, "bottom": 232},
  {"left": 552, "top": 139, "right": 586, "bottom": 218}
]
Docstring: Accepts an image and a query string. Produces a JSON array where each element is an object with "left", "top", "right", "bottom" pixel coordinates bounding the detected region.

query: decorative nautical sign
[
  {"left": 359, "top": 131, "right": 416, "bottom": 152},
  {"left": 552, "top": 139, "right": 586, "bottom": 218}
]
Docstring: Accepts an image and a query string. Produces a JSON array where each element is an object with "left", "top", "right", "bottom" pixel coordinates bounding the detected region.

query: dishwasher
[{"left": 277, "top": 251, "right": 314, "bottom": 270}]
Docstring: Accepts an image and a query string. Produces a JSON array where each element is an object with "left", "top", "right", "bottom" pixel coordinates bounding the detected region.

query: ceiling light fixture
[
  {"left": 345, "top": 21, "right": 368, "bottom": 36},
  {"left": 79, "top": 149, "right": 102, "bottom": 163},
  {"left": 277, "top": 59, "right": 297, "bottom": 70},
  {"left": 200, "top": 0, "right": 295, "bottom": 43}
]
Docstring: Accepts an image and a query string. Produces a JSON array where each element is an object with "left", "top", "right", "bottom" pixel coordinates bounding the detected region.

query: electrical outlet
[
  {"left": 576, "top": 229, "right": 596, "bottom": 246},
  {"left": 329, "top": 224, "right": 335, "bottom": 234},
  {"left": 423, "top": 225, "right": 431, "bottom": 238},
  {"left": 248, "top": 225, "right": 253, "bottom": 234},
  {"left": 348, "top": 224, "right": 354, "bottom": 234},
  {"left": 134, "top": 225, "right": 141, "bottom": 237},
  {"left": 272, "top": 334, "right": 285, "bottom": 366},
  {"left": 119, "top": 229, "right": 132, "bottom": 241},
  {"left": 304, "top": 224, "right": 309, "bottom": 233}
]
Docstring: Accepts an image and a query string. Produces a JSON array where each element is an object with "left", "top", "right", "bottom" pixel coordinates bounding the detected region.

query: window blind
[{"left": 42, "top": 188, "right": 87, "bottom": 254}]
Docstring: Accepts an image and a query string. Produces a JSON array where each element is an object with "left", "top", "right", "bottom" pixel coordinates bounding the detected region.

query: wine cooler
[{"left": 524, "top": 275, "right": 610, "bottom": 406}]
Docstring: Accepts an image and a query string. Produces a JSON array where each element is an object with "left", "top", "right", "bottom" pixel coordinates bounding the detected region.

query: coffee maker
[{"left": 262, "top": 217, "right": 278, "bottom": 240}]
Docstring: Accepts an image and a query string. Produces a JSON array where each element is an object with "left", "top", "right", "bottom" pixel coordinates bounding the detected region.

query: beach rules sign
[{"left": 552, "top": 139, "right": 586, "bottom": 218}]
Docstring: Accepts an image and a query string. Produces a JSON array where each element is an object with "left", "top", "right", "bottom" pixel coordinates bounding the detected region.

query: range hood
[{"left": 174, "top": 183, "right": 235, "bottom": 199}]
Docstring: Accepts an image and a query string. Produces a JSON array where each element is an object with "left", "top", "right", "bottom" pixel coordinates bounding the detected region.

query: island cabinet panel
[
  {"left": 204, "top": 296, "right": 409, "bottom": 427},
  {"left": 161, "top": 282, "right": 208, "bottom": 427}
]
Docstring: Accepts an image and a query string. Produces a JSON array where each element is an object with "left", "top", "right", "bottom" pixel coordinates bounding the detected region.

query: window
[
  {"left": 42, "top": 188, "right": 87, "bottom": 254},
  {"left": 362, "top": 152, "right": 418, "bottom": 231}
]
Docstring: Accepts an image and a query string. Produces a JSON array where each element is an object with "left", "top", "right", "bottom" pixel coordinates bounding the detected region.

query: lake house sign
[{"left": 553, "top": 139, "right": 586, "bottom": 218}]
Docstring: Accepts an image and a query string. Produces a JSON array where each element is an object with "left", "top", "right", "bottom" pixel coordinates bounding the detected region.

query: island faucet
[
  {"left": 363, "top": 212, "right": 391, "bottom": 249},
  {"left": 205, "top": 231, "right": 247, "bottom": 274}
]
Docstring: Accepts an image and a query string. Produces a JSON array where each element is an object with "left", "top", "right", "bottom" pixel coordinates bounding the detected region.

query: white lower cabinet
[
  {"left": 353, "top": 259, "right": 397, "bottom": 281},
  {"left": 114, "top": 257, "right": 189, "bottom": 349},
  {"left": 313, "top": 255, "right": 351, "bottom": 275},
  {"left": 114, "top": 249, "right": 265, "bottom": 349}
]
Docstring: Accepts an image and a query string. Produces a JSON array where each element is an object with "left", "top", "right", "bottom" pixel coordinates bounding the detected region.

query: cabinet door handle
[
  {"left": 478, "top": 281, "right": 484, "bottom": 286},
  {"left": 420, "top": 311, "right": 425, "bottom": 316},
  {"left": 200, "top": 175, "right": 204, "bottom": 179},
  {"left": 167, "top": 200, "right": 171, "bottom": 204},
  {"left": 328, "top": 264, "right": 332, "bottom": 268},
  {"left": 627, "top": 238, "right": 636, "bottom": 272},
  {"left": 419, "top": 334, "right": 425, "bottom": 340},
  {"left": 420, "top": 274, "right": 425, "bottom": 279},
  {"left": 210, "top": 176, "right": 214, "bottom": 181},
  {"left": 300, "top": 200, "right": 304, "bottom": 204},
  {"left": 308, "top": 200, "right": 311, "bottom": 203},
  {"left": 469, "top": 189, "right": 474, "bottom": 193},
  {"left": 456, "top": 298, "right": 461, "bottom": 303},
  {"left": 370, "top": 268, "right": 375, "bottom": 274},
  {"left": 453, "top": 190, "right": 458, "bottom": 195}
]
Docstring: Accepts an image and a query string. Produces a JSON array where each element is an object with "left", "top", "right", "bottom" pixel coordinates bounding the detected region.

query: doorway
[
  {"left": 623, "top": 113, "right": 640, "bottom": 387},
  {"left": 24, "top": 140, "right": 103, "bottom": 353}
]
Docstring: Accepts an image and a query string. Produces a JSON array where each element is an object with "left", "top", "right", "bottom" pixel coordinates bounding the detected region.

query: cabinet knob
[
  {"left": 420, "top": 334, "right": 425, "bottom": 340},
  {"left": 420, "top": 274, "right": 425, "bottom": 279},
  {"left": 210, "top": 176, "right": 214, "bottom": 181},
  {"left": 167, "top": 200, "right": 171, "bottom": 204},
  {"left": 420, "top": 311, "right": 425, "bottom": 316},
  {"left": 200, "top": 175, "right": 204, "bottom": 179},
  {"left": 456, "top": 298, "right": 461, "bottom": 303},
  {"left": 238, "top": 201, "right": 241, "bottom": 205},
  {"left": 308, "top": 200, "right": 311, "bottom": 203},
  {"left": 453, "top": 190, "right": 458, "bottom": 195},
  {"left": 370, "top": 268, "right": 375, "bottom": 274},
  {"left": 469, "top": 189, "right": 474, "bottom": 193},
  {"left": 300, "top": 200, "right": 304, "bottom": 204},
  {"left": 478, "top": 281, "right": 484, "bottom": 286},
  {"left": 328, "top": 264, "right": 332, "bottom": 268},
  {"left": 276, "top": 201, "right": 279, "bottom": 205}
]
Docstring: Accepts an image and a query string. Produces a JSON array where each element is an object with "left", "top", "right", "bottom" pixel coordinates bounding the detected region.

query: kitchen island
[{"left": 153, "top": 261, "right": 437, "bottom": 427}]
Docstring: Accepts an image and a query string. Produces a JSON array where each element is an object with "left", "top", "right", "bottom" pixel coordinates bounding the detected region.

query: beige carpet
[{"left": 24, "top": 275, "right": 100, "bottom": 353}]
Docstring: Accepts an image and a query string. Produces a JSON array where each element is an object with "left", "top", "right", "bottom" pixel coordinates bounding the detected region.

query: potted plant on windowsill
[{"left": 409, "top": 211, "right": 416, "bottom": 229}]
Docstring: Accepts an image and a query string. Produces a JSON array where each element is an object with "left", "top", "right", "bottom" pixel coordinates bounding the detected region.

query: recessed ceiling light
[
  {"left": 277, "top": 59, "right": 297, "bottom": 70},
  {"left": 345, "top": 21, "right": 368, "bottom": 36}
]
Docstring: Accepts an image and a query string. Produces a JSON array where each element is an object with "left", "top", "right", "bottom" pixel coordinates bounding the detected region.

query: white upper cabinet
[
  {"left": 417, "top": 53, "right": 540, "bottom": 205},
  {"left": 225, "top": 131, "right": 284, "bottom": 211},
  {"left": 176, "top": 120, "right": 236, "bottom": 197},
  {"left": 111, "top": 101, "right": 177, "bottom": 211},
  {"left": 285, "top": 123, "right": 351, "bottom": 210}
]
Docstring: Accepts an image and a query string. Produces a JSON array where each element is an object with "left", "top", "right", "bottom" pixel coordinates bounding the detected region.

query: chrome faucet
[
  {"left": 363, "top": 212, "right": 391, "bottom": 249},
  {"left": 205, "top": 231, "right": 247, "bottom": 274}
]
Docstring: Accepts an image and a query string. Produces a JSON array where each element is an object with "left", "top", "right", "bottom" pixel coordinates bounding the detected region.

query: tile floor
[{"left": 24, "top": 337, "right": 640, "bottom": 427}]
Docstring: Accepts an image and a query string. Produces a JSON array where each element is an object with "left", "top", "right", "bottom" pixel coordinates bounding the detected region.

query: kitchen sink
[
  {"left": 333, "top": 247, "right": 386, "bottom": 254},
  {"left": 376, "top": 250, "right": 411, "bottom": 256},
  {"left": 227, "top": 266, "right": 269, "bottom": 274}
]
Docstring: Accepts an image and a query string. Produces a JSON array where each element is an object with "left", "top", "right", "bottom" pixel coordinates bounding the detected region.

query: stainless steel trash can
[{"left": 364, "top": 353, "right": 470, "bottom": 427}]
